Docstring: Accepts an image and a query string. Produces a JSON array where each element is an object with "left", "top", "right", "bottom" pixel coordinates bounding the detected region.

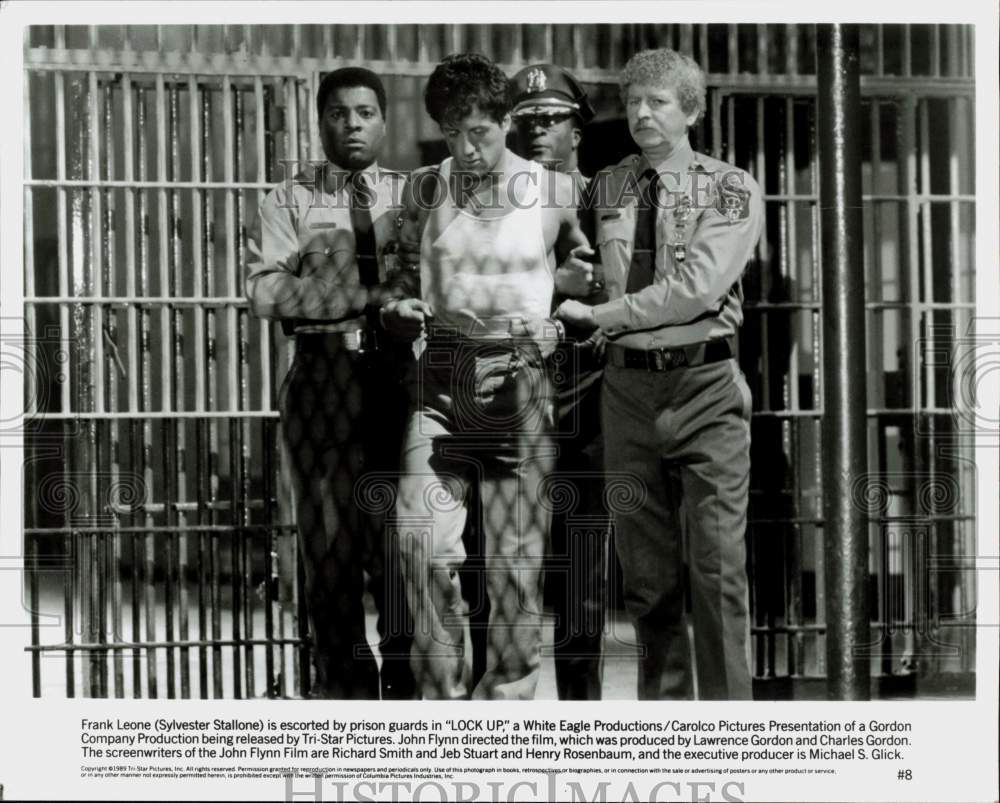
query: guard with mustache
[{"left": 555, "top": 48, "right": 762, "bottom": 701}]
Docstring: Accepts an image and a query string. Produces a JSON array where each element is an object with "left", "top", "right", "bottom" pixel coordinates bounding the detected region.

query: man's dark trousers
[{"left": 280, "top": 334, "right": 415, "bottom": 699}]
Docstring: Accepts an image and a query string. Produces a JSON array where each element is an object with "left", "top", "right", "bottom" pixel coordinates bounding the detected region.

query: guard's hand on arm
[
  {"left": 381, "top": 298, "right": 434, "bottom": 340},
  {"left": 580, "top": 328, "right": 607, "bottom": 360},
  {"left": 554, "top": 299, "right": 599, "bottom": 332}
]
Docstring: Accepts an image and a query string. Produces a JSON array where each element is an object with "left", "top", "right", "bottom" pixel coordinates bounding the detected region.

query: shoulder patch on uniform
[{"left": 714, "top": 170, "right": 752, "bottom": 223}]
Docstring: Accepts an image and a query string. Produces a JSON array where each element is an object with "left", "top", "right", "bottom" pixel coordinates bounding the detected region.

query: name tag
[
  {"left": 309, "top": 222, "right": 338, "bottom": 230},
  {"left": 599, "top": 212, "right": 622, "bottom": 221}
]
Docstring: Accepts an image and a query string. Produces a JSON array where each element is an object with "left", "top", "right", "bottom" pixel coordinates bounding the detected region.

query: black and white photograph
[{"left": 0, "top": 2, "right": 997, "bottom": 801}]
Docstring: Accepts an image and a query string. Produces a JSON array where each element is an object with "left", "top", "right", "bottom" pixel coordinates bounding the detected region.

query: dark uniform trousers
[
  {"left": 279, "top": 334, "right": 415, "bottom": 699},
  {"left": 602, "top": 357, "right": 753, "bottom": 700},
  {"left": 547, "top": 337, "right": 609, "bottom": 700}
]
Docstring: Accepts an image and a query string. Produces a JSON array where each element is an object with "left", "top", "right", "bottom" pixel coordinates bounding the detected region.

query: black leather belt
[
  {"left": 607, "top": 337, "right": 734, "bottom": 372},
  {"left": 294, "top": 328, "right": 381, "bottom": 355}
]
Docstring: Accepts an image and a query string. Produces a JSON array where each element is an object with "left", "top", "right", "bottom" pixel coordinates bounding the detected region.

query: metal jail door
[
  {"left": 24, "top": 56, "right": 322, "bottom": 698},
  {"left": 721, "top": 89, "right": 976, "bottom": 696}
]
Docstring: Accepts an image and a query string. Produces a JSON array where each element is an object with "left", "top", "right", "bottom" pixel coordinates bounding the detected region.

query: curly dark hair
[{"left": 424, "top": 53, "right": 511, "bottom": 126}]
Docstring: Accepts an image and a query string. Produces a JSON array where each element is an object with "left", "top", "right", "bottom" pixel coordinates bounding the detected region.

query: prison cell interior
[{"left": 22, "top": 23, "right": 976, "bottom": 699}]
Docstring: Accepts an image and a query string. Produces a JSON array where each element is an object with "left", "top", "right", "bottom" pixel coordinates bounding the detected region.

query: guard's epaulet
[
  {"left": 690, "top": 151, "right": 744, "bottom": 176},
  {"left": 613, "top": 153, "right": 641, "bottom": 171},
  {"left": 594, "top": 153, "right": 639, "bottom": 182}
]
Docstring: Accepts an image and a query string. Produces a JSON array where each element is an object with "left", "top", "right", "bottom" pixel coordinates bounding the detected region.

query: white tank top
[{"left": 420, "top": 156, "right": 553, "bottom": 336}]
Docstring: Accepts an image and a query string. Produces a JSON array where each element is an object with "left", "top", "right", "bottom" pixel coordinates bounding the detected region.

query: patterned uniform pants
[{"left": 280, "top": 335, "right": 415, "bottom": 699}]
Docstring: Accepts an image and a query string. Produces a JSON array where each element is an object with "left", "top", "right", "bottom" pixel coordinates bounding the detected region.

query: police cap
[{"left": 509, "top": 64, "right": 595, "bottom": 123}]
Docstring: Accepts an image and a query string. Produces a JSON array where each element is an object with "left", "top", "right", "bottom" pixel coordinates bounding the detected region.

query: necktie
[
  {"left": 625, "top": 168, "right": 660, "bottom": 293},
  {"left": 349, "top": 171, "right": 379, "bottom": 287}
]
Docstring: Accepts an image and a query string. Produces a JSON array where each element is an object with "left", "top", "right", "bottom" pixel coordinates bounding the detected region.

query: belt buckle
[
  {"left": 355, "top": 328, "right": 376, "bottom": 355},
  {"left": 649, "top": 348, "right": 684, "bottom": 371}
]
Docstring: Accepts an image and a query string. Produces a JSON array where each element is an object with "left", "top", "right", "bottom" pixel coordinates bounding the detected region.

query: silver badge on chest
[{"left": 670, "top": 194, "right": 693, "bottom": 263}]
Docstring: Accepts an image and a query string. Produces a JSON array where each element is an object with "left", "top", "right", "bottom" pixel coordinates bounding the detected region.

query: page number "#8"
[{"left": 897, "top": 769, "right": 912, "bottom": 780}]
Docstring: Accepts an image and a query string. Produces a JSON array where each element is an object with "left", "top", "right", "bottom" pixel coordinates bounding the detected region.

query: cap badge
[{"left": 526, "top": 68, "right": 547, "bottom": 93}]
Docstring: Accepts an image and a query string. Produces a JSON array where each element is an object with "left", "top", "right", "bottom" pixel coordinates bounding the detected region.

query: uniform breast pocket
[{"left": 299, "top": 229, "right": 355, "bottom": 278}]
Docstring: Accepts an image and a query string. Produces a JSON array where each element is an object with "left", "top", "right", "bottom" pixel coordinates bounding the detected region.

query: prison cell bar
[
  {"left": 80, "top": 66, "right": 103, "bottom": 698},
  {"left": 263, "top": 77, "right": 293, "bottom": 697},
  {"left": 204, "top": 83, "right": 226, "bottom": 700},
  {"left": 187, "top": 74, "right": 207, "bottom": 700},
  {"left": 279, "top": 73, "right": 310, "bottom": 699},
  {"left": 177, "top": 79, "right": 195, "bottom": 699},
  {"left": 817, "top": 24, "right": 871, "bottom": 700},
  {"left": 137, "top": 84, "right": 160, "bottom": 699},
  {"left": 234, "top": 85, "right": 257, "bottom": 699},
  {"left": 102, "top": 75, "right": 127, "bottom": 699},
  {"left": 163, "top": 78, "right": 178, "bottom": 699},
  {"left": 121, "top": 71, "right": 143, "bottom": 699},
  {"left": 218, "top": 74, "right": 242, "bottom": 698},
  {"left": 253, "top": 73, "right": 278, "bottom": 699},
  {"left": 917, "top": 97, "right": 940, "bottom": 674},
  {"left": 949, "top": 91, "right": 975, "bottom": 673},
  {"left": 781, "top": 96, "right": 805, "bottom": 678},
  {"left": 868, "top": 98, "right": 891, "bottom": 678},
  {"left": 50, "top": 32, "right": 74, "bottom": 698},
  {"left": 757, "top": 95, "right": 783, "bottom": 679},
  {"left": 24, "top": 68, "right": 41, "bottom": 698}
]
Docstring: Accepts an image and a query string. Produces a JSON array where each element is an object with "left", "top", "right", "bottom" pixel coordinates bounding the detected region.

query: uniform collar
[
  {"left": 641, "top": 138, "right": 694, "bottom": 178},
  {"left": 322, "top": 160, "right": 381, "bottom": 193}
]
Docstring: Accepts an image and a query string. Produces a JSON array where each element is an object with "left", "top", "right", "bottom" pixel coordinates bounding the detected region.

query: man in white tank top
[{"left": 381, "top": 53, "right": 589, "bottom": 699}]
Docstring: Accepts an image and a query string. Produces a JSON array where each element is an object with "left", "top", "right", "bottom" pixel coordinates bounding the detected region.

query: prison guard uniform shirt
[
  {"left": 590, "top": 138, "right": 763, "bottom": 349},
  {"left": 245, "top": 161, "right": 407, "bottom": 329}
]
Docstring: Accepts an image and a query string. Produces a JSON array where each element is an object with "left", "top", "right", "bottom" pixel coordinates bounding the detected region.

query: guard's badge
[
  {"left": 670, "top": 194, "right": 693, "bottom": 263},
  {"left": 715, "top": 171, "right": 751, "bottom": 223},
  {"left": 526, "top": 67, "right": 547, "bottom": 93}
]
